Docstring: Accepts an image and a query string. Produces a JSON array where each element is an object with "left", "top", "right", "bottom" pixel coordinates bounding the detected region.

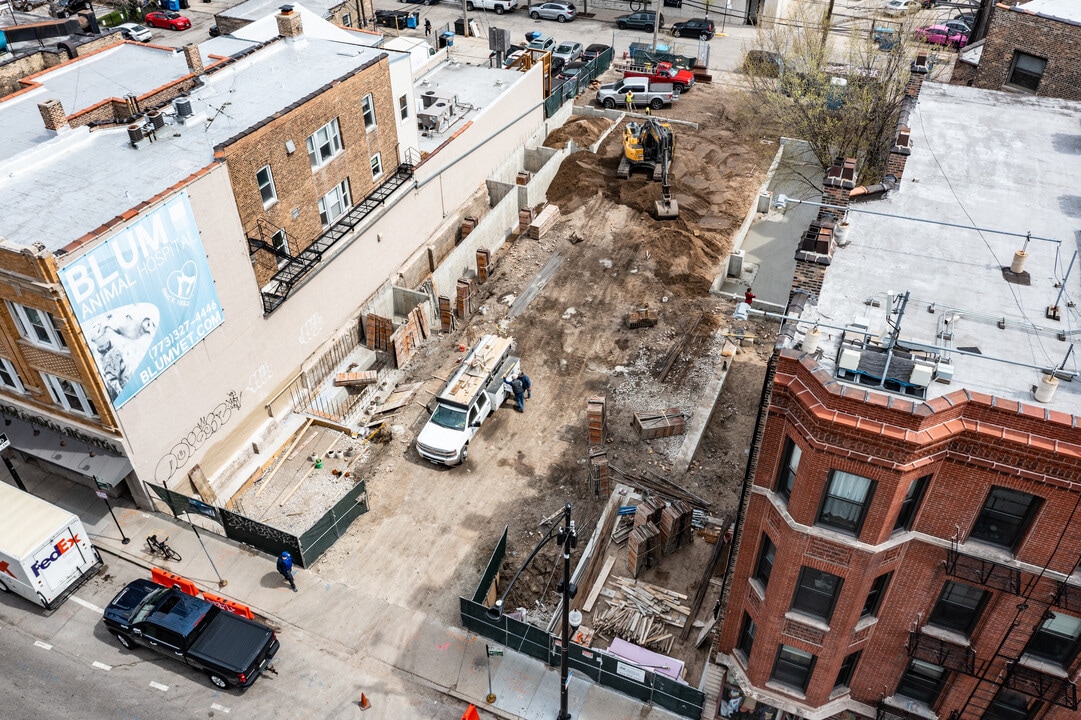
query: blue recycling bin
[
  {"left": 406, "top": 14, "right": 417, "bottom": 29},
  {"left": 163, "top": 0, "right": 180, "bottom": 10},
  {"left": 439, "top": 31, "right": 454, "bottom": 49}
]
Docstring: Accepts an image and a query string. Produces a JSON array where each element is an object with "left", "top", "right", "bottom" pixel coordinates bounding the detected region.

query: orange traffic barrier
[
  {"left": 462, "top": 705, "right": 480, "bottom": 720},
  {"left": 151, "top": 567, "right": 199, "bottom": 596},
  {"left": 359, "top": 693, "right": 371, "bottom": 710},
  {"left": 201, "top": 591, "right": 255, "bottom": 620}
]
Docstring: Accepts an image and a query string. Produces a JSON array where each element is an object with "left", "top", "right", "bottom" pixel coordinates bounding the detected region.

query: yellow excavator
[{"left": 618, "top": 119, "right": 678, "bottom": 219}]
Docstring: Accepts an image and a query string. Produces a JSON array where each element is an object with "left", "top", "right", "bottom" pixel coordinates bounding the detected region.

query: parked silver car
[
  {"left": 528, "top": 1, "right": 576, "bottom": 22},
  {"left": 552, "top": 41, "right": 583, "bottom": 64}
]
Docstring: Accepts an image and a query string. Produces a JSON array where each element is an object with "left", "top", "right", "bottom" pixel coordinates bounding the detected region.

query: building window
[
  {"left": 318, "top": 179, "right": 352, "bottom": 227},
  {"left": 861, "top": 572, "right": 892, "bottom": 618},
  {"left": 256, "top": 165, "right": 277, "bottom": 207},
  {"left": 927, "top": 581, "right": 988, "bottom": 636},
  {"left": 8, "top": 303, "right": 67, "bottom": 351},
  {"left": 982, "top": 689, "right": 1042, "bottom": 720},
  {"left": 399, "top": 94, "right": 409, "bottom": 120},
  {"left": 894, "top": 474, "right": 929, "bottom": 531},
  {"left": 776, "top": 437, "right": 801, "bottom": 500},
  {"left": 361, "top": 94, "right": 377, "bottom": 129},
  {"left": 771, "top": 645, "right": 816, "bottom": 693},
  {"left": 1005, "top": 52, "right": 1047, "bottom": 94},
  {"left": 41, "top": 373, "right": 97, "bottom": 417},
  {"left": 895, "top": 659, "right": 946, "bottom": 706},
  {"left": 817, "top": 470, "right": 875, "bottom": 535},
  {"left": 306, "top": 118, "right": 343, "bottom": 169},
  {"left": 1024, "top": 611, "right": 1081, "bottom": 667},
  {"left": 834, "top": 651, "right": 860, "bottom": 691},
  {"left": 370, "top": 153, "right": 383, "bottom": 180},
  {"left": 754, "top": 535, "right": 776, "bottom": 591},
  {"left": 341, "top": 12, "right": 352, "bottom": 27},
  {"left": 270, "top": 229, "right": 289, "bottom": 268},
  {"left": 0, "top": 358, "right": 24, "bottom": 393},
  {"left": 737, "top": 613, "right": 756, "bottom": 661},
  {"left": 791, "top": 567, "right": 843, "bottom": 624},
  {"left": 969, "top": 486, "right": 1041, "bottom": 551}
]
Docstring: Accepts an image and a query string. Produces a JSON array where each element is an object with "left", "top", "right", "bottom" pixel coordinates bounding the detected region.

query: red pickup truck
[{"left": 623, "top": 61, "right": 695, "bottom": 92}]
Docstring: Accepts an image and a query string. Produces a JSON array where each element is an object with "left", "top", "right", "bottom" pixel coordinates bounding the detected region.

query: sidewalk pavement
[{"left": 9, "top": 459, "right": 685, "bottom": 720}]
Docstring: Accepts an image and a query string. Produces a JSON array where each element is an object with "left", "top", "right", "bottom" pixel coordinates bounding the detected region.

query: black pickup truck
[{"left": 103, "top": 579, "right": 279, "bottom": 689}]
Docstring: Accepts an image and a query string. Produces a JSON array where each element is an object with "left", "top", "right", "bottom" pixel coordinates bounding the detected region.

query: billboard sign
[{"left": 59, "top": 192, "right": 224, "bottom": 408}]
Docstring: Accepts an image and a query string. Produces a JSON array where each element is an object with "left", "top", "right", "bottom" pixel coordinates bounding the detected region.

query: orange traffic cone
[
  {"left": 461, "top": 705, "right": 480, "bottom": 720},
  {"left": 359, "top": 693, "right": 371, "bottom": 710}
]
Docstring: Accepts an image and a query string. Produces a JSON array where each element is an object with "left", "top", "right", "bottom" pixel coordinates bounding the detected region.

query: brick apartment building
[
  {"left": 713, "top": 76, "right": 1081, "bottom": 720},
  {"left": 953, "top": 0, "right": 1081, "bottom": 100},
  {"left": 0, "top": 5, "right": 544, "bottom": 508}
]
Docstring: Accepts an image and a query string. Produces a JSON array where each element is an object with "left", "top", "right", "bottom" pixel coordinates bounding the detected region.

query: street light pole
[{"left": 487, "top": 502, "right": 578, "bottom": 720}]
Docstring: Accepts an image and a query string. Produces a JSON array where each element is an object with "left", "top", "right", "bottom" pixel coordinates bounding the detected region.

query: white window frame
[
  {"left": 41, "top": 372, "right": 97, "bottom": 417},
  {"left": 370, "top": 153, "right": 384, "bottom": 180},
  {"left": 398, "top": 94, "right": 409, "bottom": 121},
  {"left": 318, "top": 180, "right": 352, "bottom": 228},
  {"left": 361, "top": 94, "right": 377, "bottom": 130},
  {"left": 8, "top": 302, "right": 68, "bottom": 351},
  {"left": 341, "top": 11, "right": 352, "bottom": 27},
  {"left": 270, "top": 229, "right": 289, "bottom": 268},
  {"left": 257, "top": 165, "right": 277, "bottom": 207},
  {"left": 306, "top": 118, "right": 343, "bottom": 170},
  {"left": 0, "top": 358, "right": 25, "bottom": 393}
]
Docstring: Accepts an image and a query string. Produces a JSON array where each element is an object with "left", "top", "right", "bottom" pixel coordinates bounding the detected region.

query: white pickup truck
[
  {"left": 465, "top": 0, "right": 518, "bottom": 14},
  {"left": 595, "top": 76, "right": 679, "bottom": 110}
]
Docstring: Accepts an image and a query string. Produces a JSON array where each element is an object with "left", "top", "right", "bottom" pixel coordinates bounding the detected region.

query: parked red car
[
  {"left": 624, "top": 60, "right": 695, "bottom": 92},
  {"left": 914, "top": 24, "right": 968, "bottom": 48},
  {"left": 144, "top": 11, "right": 192, "bottom": 31}
]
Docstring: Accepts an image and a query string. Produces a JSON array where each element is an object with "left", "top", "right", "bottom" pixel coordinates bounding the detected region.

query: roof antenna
[{"left": 1049, "top": 250, "right": 1077, "bottom": 322}]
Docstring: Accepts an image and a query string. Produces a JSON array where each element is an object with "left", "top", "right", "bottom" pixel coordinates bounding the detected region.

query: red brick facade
[
  {"left": 963, "top": 3, "right": 1081, "bottom": 101},
  {"left": 717, "top": 350, "right": 1081, "bottom": 719}
]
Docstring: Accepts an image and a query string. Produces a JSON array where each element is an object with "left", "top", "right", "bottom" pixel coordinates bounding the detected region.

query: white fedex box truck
[
  {"left": 415, "top": 334, "right": 519, "bottom": 466},
  {"left": 0, "top": 482, "right": 102, "bottom": 610}
]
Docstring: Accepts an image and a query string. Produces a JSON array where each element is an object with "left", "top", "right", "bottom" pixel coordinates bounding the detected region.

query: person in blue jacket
[{"left": 277, "top": 551, "right": 298, "bottom": 592}]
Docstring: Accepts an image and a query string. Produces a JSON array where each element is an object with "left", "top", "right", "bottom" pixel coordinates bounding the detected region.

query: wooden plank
[
  {"left": 374, "top": 382, "right": 424, "bottom": 414},
  {"left": 256, "top": 418, "right": 314, "bottom": 497},
  {"left": 583, "top": 555, "right": 617, "bottom": 613},
  {"left": 695, "top": 616, "right": 717, "bottom": 648}
]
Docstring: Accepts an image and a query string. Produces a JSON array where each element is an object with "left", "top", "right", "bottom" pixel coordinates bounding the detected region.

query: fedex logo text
[{"left": 31, "top": 535, "right": 81, "bottom": 577}]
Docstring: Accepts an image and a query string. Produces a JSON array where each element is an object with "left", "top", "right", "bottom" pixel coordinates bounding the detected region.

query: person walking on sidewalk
[
  {"left": 277, "top": 551, "right": 298, "bottom": 592},
  {"left": 424, "top": 18, "right": 431, "bottom": 36}
]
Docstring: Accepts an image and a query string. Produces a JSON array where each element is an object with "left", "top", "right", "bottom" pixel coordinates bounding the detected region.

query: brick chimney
[
  {"left": 906, "top": 53, "right": 931, "bottom": 99},
  {"left": 37, "top": 98, "right": 69, "bottom": 133},
  {"left": 276, "top": 5, "right": 303, "bottom": 39},
  {"left": 820, "top": 157, "right": 856, "bottom": 223},
  {"left": 181, "top": 43, "right": 204, "bottom": 76}
]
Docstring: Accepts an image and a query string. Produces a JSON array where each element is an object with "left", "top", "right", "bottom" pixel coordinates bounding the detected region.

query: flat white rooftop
[
  {"left": 807, "top": 82, "right": 1081, "bottom": 416},
  {"left": 414, "top": 60, "right": 525, "bottom": 154},
  {"left": 1012, "top": 0, "right": 1081, "bottom": 23}
]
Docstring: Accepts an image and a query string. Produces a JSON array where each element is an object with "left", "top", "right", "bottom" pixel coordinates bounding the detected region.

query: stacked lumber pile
[
  {"left": 587, "top": 395, "right": 606, "bottom": 445},
  {"left": 611, "top": 514, "right": 633, "bottom": 545},
  {"left": 438, "top": 296, "right": 453, "bottom": 333},
  {"left": 365, "top": 314, "right": 394, "bottom": 351},
  {"left": 528, "top": 204, "right": 560, "bottom": 239},
  {"left": 627, "top": 521, "right": 660, "bottom": 577},
  {"left": 634, "top": 496, "right": 664, "bottom": 527},
  {"left": 456, "top": 277, "right": 475, "bottom": 319},
  {"left": 624, "top": 307, "right": 658, "bottom": 329},
  {"left": 333, "top": 371, "right": 378, "bottom": 388},
  {"left": 633, "top": 408, "right": 687, "bottom": 439},
  {"left": 660, "top": 500, "right": 694, "bottom": 554},
  {"left": 593, "top": 576, "right": 689, "bottom": 654}
]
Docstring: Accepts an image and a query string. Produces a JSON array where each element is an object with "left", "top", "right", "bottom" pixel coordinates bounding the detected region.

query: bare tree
[{"left": 740, "top": 5, "right": 917, "bottom": 185}]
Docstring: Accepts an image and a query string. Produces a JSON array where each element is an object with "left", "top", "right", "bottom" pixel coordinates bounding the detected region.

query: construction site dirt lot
[{"left": 310, "top": 81, "right": 780, "bottom": 682}]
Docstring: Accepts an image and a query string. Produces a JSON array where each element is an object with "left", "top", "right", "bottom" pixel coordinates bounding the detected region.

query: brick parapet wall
[{"left": 971, "top": 4, "right": 1081, "bottom": 100}]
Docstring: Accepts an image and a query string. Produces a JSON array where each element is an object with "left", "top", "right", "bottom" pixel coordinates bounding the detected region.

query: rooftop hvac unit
[
  {"left": 147, "top": 109, "right": 166, "bottom": 130},
  {"left": 935, "top": 360, "right": 954, "bottom": 383},
  {"left": 173, "top": 96, "right": 193, "bottom": 120},
  {"left": 838, "top": 348, "right": 861, "bottom": 371},
  {"left": 909, "top": 362, "right": 934, "bottom": 387},
  {"left": 127, "top": 123, "right": 144, "bottom": 147}
]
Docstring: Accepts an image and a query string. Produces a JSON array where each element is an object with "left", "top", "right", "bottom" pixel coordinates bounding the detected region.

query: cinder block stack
[
  {"left": 476, "top": 248, "right": 491, "bottom": 283},
  {"left": 438, "top": 296, "right": 453, "bottom": 332},
  {"left": 587, "top": 395, "right": 606, "bottom": 445},
  {"left": 627, "top": 522, "right": 660, "bottom": 577}
]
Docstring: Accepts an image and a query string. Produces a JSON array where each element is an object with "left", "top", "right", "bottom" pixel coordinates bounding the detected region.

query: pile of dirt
[{"left": 543, "top": 114, "right": 614, "bottom": 149}]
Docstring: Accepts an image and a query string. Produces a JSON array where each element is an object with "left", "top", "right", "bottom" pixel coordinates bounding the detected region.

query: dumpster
[
  {"left": 454, "top": 17, "right": 466, "bottom": 36},
  {"left": 439, "top": 31, "right": 454, "bottom": 48}
]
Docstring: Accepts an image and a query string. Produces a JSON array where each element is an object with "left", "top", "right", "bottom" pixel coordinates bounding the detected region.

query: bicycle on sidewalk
[{"left": 146, "top": 533, "right": 182, "bottom": 562}]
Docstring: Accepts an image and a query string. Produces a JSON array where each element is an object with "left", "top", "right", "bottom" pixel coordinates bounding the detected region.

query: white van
[
  {"left": 0, "top": 482, "right": 102, "bottom": 610},
  {"left": 416, "top": 335, "right": 519, "bottom": 466}
]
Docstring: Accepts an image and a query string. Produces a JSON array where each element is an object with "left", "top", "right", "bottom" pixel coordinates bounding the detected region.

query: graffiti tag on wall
[{"left": 155, "top": 391, "right": 242, "bottom": 484}]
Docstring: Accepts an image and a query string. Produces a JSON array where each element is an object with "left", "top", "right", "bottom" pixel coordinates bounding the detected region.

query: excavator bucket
[{"left": 655, "top": 197, "right": 679, "bottom": 219}]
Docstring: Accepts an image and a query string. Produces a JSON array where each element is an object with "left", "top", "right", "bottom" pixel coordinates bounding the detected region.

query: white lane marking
[
  {"left": 70, "top": 596, "right": 105, "bottom": 614},
  {"left": 34, "top": 641, "right": 52, "bottom": 650},
  {"left": 210, "top": 703, "right": 231, "bottom": 713},
  {"left": 149, "top": 681, "right": 169, "bottom": 691},
  {"left": 92, "top": 661, "right": 112, "bottom": 671}
]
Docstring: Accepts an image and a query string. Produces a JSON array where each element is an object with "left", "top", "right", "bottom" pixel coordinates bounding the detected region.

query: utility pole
[
  {"left": 821, "top": 0, "right": 835, "bottom": 45},
  {"left": 460, "top": 0, "right": 469, "bottom": 36}
]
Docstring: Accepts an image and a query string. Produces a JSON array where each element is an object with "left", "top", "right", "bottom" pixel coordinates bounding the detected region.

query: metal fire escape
[
  {"left": 255, "top": 159, "right": 416, "bottom": 315},
  {"left": 937, "top": 542, "right": 1080, "bottom": 719}
]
